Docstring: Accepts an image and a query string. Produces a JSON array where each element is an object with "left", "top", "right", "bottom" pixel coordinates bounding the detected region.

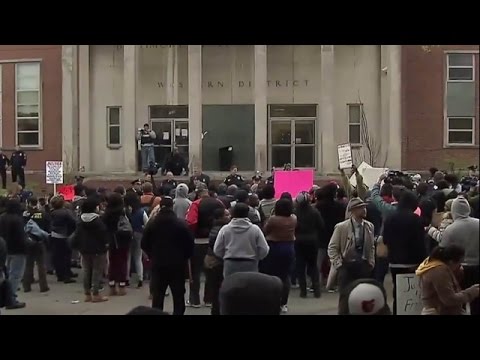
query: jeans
[
  {"left": 82, "top": 253, "right": 106, "bottom": 296},
  {"left": 205, "top": 264, "right": 224, "bottom": 315},
  {"left": 129, "top": 232, "right": 143, "bottom": 282},
  {"left": 141, "top": 146, "right": 155, "bottom": 172},
  {"left": 23, "top": 242, "right": 48, "bottom": 292},
  {"left": 462, "top": 265, "right": 479, "bottom": 315},
  {"left": 151, "top": 265, "right": 186, "bottom": 315},
  {"left": 108, "top": 247, "right": 129, "bottom": 285},
  {"left": 295, "top": 242, "right": 319, "bottom": 293},
  {"left": 6, "top": 254, "right": 26, "bottom": 299},
  {"left": 51, "top": 236, "right": 72, "bottom": 280},
  {"left": 189, "top": 243, "right": 210, "bottom": 305},
  {"left": 259, "top": 241, "right": 295, "bottom": 306},
  {"left": 390, "top": 266, "right": 417, "bottom": 315}
]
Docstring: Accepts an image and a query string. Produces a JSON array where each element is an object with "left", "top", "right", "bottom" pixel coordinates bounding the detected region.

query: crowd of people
[{"left": 0, "top": 163, "right": 479, "bottom": 315}]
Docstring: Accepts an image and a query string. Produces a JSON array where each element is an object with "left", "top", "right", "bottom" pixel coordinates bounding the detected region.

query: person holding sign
[{"left": 416, "top": 245, "right": 479, "bottom": 315}]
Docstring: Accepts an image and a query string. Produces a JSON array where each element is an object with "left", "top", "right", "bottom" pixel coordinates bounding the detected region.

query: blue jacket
[{"left": 25, "top": 218, "right": 49, "bottom": 242}]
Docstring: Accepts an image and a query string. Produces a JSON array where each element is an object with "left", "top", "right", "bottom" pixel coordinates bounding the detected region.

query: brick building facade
[
  {"left": 0, "top": 45, "right": 62, "bottom": 173},
  {"left": 402, "top": 45, "right": 479, "bottom": 171}
]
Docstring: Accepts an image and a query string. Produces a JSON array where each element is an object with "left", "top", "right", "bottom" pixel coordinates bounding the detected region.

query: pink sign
[{"left": 274, "top": 170, "right": 314, "bottom": 199}]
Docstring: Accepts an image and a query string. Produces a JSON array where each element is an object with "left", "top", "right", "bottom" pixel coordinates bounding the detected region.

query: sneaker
[
  {"left": 291, "top": 284, "right": 300, "bottom": 289},
  {"left": 63, "top": 278, "right": 76, "bottom": 284},
  {"left": 327, "top": 289, "right": 337, "bottom": 293},
  {"left": 40, "top": 287, "right": 50, "bottom": 293},
  {"left": 6, "top": 302, "right": 26, "bottom": 310},
  {"left": 204, "top": 303, "right": 212, "bottom": 308},
  {"left": 308, "top": 287, "right": 315, "bottom": 293},
  {"left": 280, "top": 305, "right": 288, "bottom": 314},
  {"left": 186, "top": 300, "right": 201, "bottom": 308}
]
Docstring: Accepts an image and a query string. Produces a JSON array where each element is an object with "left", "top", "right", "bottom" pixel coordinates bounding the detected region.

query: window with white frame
[
  {"left": 107, "top": 106, "right": 121, "bottom": 147},
  {"left": 447, "top": 117, "right": 474, "bottom": 145},
  {"left": 348, "top": 104, "right": 362, "bottom": 144},
  {"left": 447, "top": 53, "right": 474, "bottom": 81},
  {"left": 16, "top": 62, "right": 41, "bottom": 147}
]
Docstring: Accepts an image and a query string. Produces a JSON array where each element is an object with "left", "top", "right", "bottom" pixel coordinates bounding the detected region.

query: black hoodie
[
  {"left": 294, "top": 204, "right": 326, "bottom": 248},
  {"left": 71, "top": 213, "right": 108, "bottom": 255},
  {"left": 0, "top": 200, "right": 28, "bottom": 255}
]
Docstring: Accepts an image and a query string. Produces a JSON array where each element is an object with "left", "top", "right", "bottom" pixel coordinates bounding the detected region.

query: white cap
[{"left": 348, "top": 283, "right": 386, "bottom": 315}]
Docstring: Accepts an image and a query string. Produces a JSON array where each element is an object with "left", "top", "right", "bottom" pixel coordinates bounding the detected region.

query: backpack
[{"left": 113, "top": 215, "right": 133, "bottom": 248}]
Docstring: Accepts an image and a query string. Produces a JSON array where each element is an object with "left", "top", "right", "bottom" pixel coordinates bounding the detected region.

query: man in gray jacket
[
  {"left": 173, "top": 183, "right": 192, "bottom": 219},
  {"left": 214, "top": 203, "right": 269, "bottom": 278},
  {"left": 441, "top": 196, "right": 479, "bottom": 315}
]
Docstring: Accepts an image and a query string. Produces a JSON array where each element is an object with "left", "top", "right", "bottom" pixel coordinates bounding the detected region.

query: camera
[
  {"left": 147, "top": 161, "right": 159, "bottom": 176},
  {"left": 384, "top": 170, "right": 408, "bottom": 186}
]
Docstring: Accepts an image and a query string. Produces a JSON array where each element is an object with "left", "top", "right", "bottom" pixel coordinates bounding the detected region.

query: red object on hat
[{"left": 414, "top": 207, "right": 422, "bottom": 216}]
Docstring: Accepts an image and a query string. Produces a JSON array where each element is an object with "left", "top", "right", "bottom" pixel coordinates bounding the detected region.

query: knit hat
[
  {"left": 296, "top": 191, "right": 310, "bottom": 204},
  {"left": 347, "top": 282, "right": 387, "bottom": 315},
  {"left": 348, "top": 197, "right": 367, "bottom": 211},
  {"left": 445, "top": 198, "right": 454, "bottom": 212}
]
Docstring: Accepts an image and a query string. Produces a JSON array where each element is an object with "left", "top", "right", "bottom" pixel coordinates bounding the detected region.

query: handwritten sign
[
  {"left": 337, "top": 143, "right": 353, "bottom": 170},
  {"left": 396, "top": 274, "right": 423, "bottom": 315},
  {"left": 274, "top": 170, "right": 314, "bottom": 199},
  {"left": 45, "top": 161, "right": 64, "bottom": 185}
]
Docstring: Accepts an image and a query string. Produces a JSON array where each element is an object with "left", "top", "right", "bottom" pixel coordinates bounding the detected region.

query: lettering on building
[{"left": 155, "top": 80, "right": 310, "bottom": 89}]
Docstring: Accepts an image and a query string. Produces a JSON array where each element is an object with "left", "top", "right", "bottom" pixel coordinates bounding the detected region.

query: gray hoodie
[
  {"left": 441, "top": 196, "right": 479, "bottom": 266},
  {"left": 214, "top": 218, "right": 269, "bottom": 261},
  {"left": 173, "top": 183, "right": 192, "bottom": 219}
]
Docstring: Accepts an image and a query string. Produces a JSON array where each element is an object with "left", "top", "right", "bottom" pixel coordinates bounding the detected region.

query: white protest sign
[
  {"left": 349, "top": 161, "right": 372, "bottom": 187},
  {"left": 46, "top": 161, "right": 64, "bottom": 185},
  {"left": 396, "top": 273, "right": 423, "bottom": 315},
  {"left": 337, "top": 143, "right": 353, "bottom": 170},
  {"left": 361, "top": 167, "right": 389, "bottom": 190}
]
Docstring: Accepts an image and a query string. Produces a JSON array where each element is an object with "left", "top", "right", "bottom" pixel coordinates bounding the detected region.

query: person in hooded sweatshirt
[
  {"left": 0, "top": 198, "right": 28, "bottom": 309},
  {"left": 70, "top": 197, "right": 109, "bottom": 302},
  {"left": 185, "top": 187, "right": 225, "bottom": 307},
  {"left": 258, "top": 184, "right": 277, "bottom": 227},
  {"left": 173, "top": 183, "right": 191, "bottom": 220},
  {"left": 142, "top": 196, "right": 194, "bottom": 315},
  {"left": 440, "top": 196, "right": 479, "bottom": 315},
  {"left": 214, "top": 203, "right": 269, "bottom": 278},
  {"left": 416, "top": 245, "right": 479, "bottom": 315},
  {"left": 219, "top": 272, "right": 283, "bottom": 315},
  {"left": 235, "top": 189, "right": 261, "bottom": 226},
  {"left": 260, "top": 199, "right": 296, "bottom": 313},
  {"left": 294, "top": 192, "right": 325, "bottom": 298},
  {"left": 382, "top": 190, "right": 427, "bottom": 314}
]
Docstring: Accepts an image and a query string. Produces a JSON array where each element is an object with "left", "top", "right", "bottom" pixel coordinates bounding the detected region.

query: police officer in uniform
[
  {"left": 137, "top": 123, "right": 157, "bottom": 173},
  {"left": 224, "top": 165, "right": 245, "bottom": 188},
  {"left": 266, "top": 167, "right": 275, "bottom": 186},
  {"left": 0, "top": 148, "right": 10, "bottom": 189},
  {"left": 188, "top": 167, "right": 211, "bottom": 192},
  {"left": 11, "top": 146, "right": 27, "bottom": 188}
]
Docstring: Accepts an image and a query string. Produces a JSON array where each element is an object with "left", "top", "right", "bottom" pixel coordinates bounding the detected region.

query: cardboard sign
[
  {"left": 361, "top": 167, "right": 388, "bottom": 190},
  {"left": 396, "top": 274, "right": 423, "bottom": 315},
  {"left": 57, "top": 185, "right": 75, "bottom": 201},
  {"left": 337, "top": 143, "right": 353, "bottom": 170},
  {"left": 274, "top": 170, "right": 314, "bottom": 199},
  {"left": 45, "top": 161, "right": 64, "bottom": 185}
]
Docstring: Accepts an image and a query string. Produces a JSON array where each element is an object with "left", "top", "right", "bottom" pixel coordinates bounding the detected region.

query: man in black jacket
[
  {"left": 188, "top": 167, "right": 210, "bottom": 192},
  {"left": 163, "top": 148, "right": 188, "bottom": 176},
  {"left": 382, "top": 190, "right": 426, "bottom": 315},
  {"left": 0, "top": 199, "right": 27, "bottom": 309},
  {"left": 0, "top": 149, "right": 10, "bottom": 189},
  {"left": 10, "top": 146, "right": 27, "bottom": 188},
  {"left": 224, "top": 165, "right": 245, "bottom": 187},
  {"left": 142, "top": 197, "right": 194, "bottom": 315}
]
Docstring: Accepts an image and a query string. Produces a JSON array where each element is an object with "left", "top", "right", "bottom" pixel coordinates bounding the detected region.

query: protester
[
  {"left": 163, "top": 147, "right": 187, "bottom": 176},
  {"left": 204, "top": 208, "right": 230, "bottom": 315},
  {"left": 173, "top": 183, "right": 192, "bottom": 220},
  {"left": 416, "top": 182, "right": 429, "bottom": 203},
  {"left": 382, "top": 190, "right": 426, "bottom": 314},
  {"left": 102, "top": 193, "right": 132, "bottom": 296},
  {"left": 328, "top": 197, "right": 375, "bottom": 309},
  {"left": 72, "top": 185, "right": 87, "bottom": 213},
  {"left": 444, "top": 174, "right": 461, "bottom": 196},
  {"left": 70, "top": 197, "right": 109, "bottom": 302},
  {"left": 234, "top": 189, "right": 261, "bottom": 226},
  {"left": 309, "top": 185, "right": 320, "bottom": 204},
  {"left": 219, "top": 272, "right": 283, "bottom": 315},
  {"left": 22, "top": 208, "right": 50, "bottom": 293},
  {"left": 216, "top": 183, "right": 231, "bottom": 209},
  {"left": 416, "top": 245, "right": 479, "bottom": 315},
  {"left": 186, "top": 187, "right": 225, "bottom": 307},
  {"left": 338, "top": 278, "right": 392, "bottom": 315},
  {"left": 142, "top": 196, "right": 194, "bottom": 315},
  {"left": 49, "top": 195, "right": 77, "bottom": 283},
  {"left": 137, "top": 123, "right": 157, "bottom": 173},
  {"left": 224, "top": 165, "right": 245, "bottom": 187},
  {"left": 124, "top": 192, "right": 148, "bottom": 288},
  {"left": 113, "top": 186, "right": 126, "bottom": 197},
  {"left": 0, "top": 198, "right": 27, "bottom": 309},
  {"left": 440, "top": 196, "right": 479, "bottom": 315},
  {"left": 339, "top": 165, "right": 367, "bottom": 200},
  {"left": 294, "top": 192, "right": 325, "bottom": 298},
  {"left": 161, "top": 172, "right": 177, "bottom": 197},
  {"left": 260, "top": 199, "right": 296, "bottom": 313},
  {"left": 140, "top": 182, "right": 161, "bottom": 215},
  {"left": 258, "top": 184, "right": 277, "bottom": 226},
  {"left": 214, "top": 203, "right": 269, "bottom": 278}
]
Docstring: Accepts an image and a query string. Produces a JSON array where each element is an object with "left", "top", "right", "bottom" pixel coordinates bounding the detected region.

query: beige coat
[{"left": 327, "top": 218, "right": 376, "bottom": 270}]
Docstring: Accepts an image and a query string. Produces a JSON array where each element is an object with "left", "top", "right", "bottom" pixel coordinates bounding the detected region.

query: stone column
[
  {"left": 188, "top": 45, "right": 202, "bottom": 172},
  {"left": 320, "top": 45, "right": 336, "bottom": 174},
  {"left": 61, "top": 45, "right": 79, "bottom": 173},
  {"left": 78, "top": 45, "right": 90, "bottom": 171},
  {"left": 387, "top": 45, "right": 402, "bottom": 169},
  {"left": 380, "top": 45, "right": 390, "bottom": 163},
  {"left": 123, "top": 45, "right": 138, "bottom": 173},
  {"left": 254, "top": 45, "right": 268, "bottom": 172}
]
